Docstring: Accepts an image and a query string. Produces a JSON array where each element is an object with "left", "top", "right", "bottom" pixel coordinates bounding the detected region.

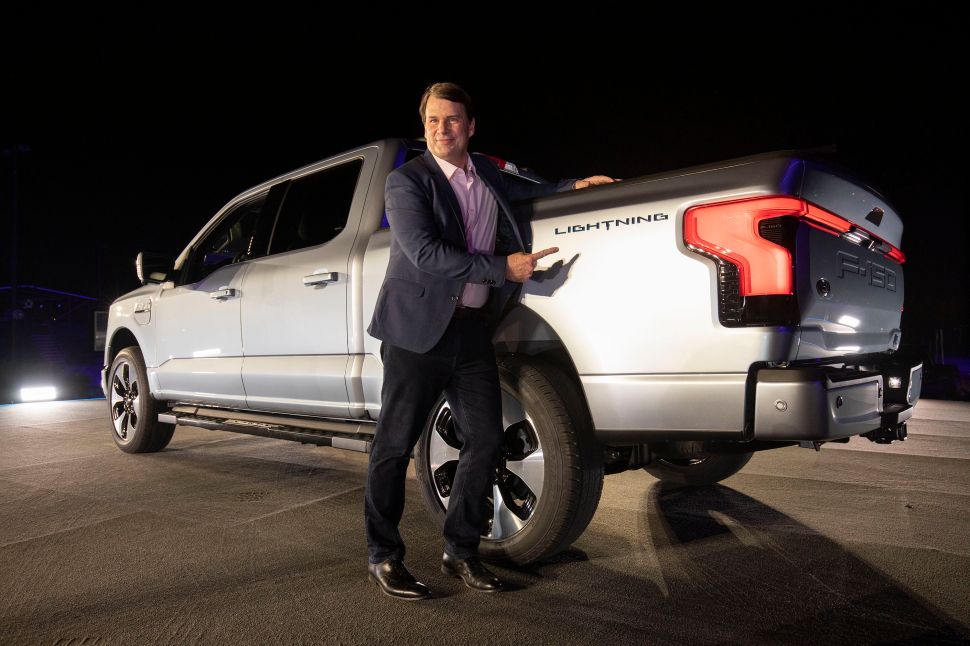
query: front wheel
[
  {"left": 415, "top": 356, "right": 603, "bottom": 565},
  {"left": 107, "top": 346, "right": 174, "bottom": 453}
]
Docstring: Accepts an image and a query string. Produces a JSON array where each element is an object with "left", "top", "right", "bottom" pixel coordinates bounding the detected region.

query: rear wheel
[
  {"left": 107, "top": 346, "right": 174, "bottom": 453},
  {"left": 415, "top": 356, "right": 603, "bottom": 565},
  {"left": 643, "top": 452, "right": 752, "bottom": 487}
]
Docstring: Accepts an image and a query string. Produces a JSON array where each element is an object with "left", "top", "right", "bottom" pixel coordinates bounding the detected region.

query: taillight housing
[{"left": 684, "top": 195, "right": 905, "bottom": 327}]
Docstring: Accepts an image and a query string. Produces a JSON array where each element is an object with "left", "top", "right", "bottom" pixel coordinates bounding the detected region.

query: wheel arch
[
  {"left": 493, "top": 306, "right": 654, "bottom": 478},
  {"left": 105, "top": 327, "right": 140, "bottom": 392},
  {"left": 493, "top": 305, "right": 591, "bottom": 424}
]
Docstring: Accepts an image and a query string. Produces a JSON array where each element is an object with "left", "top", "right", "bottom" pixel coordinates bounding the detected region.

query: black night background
[
  {"left": 4, "top": 15, "right": 970, "bottom": 643},
  {"left": 2, "top": 27, "right": 967, "bottom": 402}
]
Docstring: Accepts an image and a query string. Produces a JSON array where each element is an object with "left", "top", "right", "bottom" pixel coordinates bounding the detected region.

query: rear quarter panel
[{"left": 519, "top": 158, "right": 805, "bottom": 377}]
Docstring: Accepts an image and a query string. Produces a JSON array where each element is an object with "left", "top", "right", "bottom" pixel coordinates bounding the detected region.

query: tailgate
[
  {"left": 799, "top": 162, "right": 903, "bottom": 247},
  {"left": 794, "top": 162, "right": 905, "bottom": 359}
]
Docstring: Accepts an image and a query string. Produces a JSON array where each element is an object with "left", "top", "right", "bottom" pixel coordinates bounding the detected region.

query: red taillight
[
  {"left": 887, "top": 247, "right": 906, "bottom": 264},
  {"left": 685, "top": 196, "right": 905, "bottom": 296},
  {"left": 684, "top": 196, "right": 801, "bottom": 296},
  {"left": 685, "top": 195, "right": 905, "bottom": 328},
  {"left": 481, "top": 154, "right": 508, "bottom": 170},
  {"left": 803, "top": 202, "right": 852, "bottom": 235}
]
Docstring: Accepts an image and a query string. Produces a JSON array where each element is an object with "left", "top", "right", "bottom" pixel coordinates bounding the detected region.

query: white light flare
[{"left": 20, "top": 386, "right": 57, "bottom": 402}]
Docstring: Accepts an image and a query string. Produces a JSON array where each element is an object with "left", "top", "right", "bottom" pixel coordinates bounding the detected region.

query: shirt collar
[{"left": 431, "top": 152, "right": 476, "bottom": 181}]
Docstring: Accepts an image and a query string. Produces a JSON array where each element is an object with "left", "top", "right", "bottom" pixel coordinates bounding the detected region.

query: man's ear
[{"left": 469, "top": 118, "right": 476, "bottom": 138}]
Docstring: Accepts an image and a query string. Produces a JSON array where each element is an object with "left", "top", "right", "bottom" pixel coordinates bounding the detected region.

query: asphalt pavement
[{"left": 1, "top": 399, "right": 968, "bottom": 645}]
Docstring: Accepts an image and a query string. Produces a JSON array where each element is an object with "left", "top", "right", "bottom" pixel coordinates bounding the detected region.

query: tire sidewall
[
  {"left": 108, "top": 346, "right": 159, "bottom": 453},
  {"left": 415, "top": 359, "right": 570, "bottom": 563}
]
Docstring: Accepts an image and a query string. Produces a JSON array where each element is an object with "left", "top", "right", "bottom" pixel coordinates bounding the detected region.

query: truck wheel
[
  {"left": 107, "top": 346, "right": 174, "bottom": 453},
  {"left": 643, "top": 452, "right": 752, "bottom": 487},
  {"left": 415, "top": 356, "right": 603, "bottom": 565}
]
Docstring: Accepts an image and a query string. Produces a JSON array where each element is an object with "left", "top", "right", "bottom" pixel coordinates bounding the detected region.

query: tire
[
  {"left": 643, "top": 451, "right": 752, "bottom": 487},
  {"left": 415, "top": 355, "right": 603, "bottom": 565},
  {"left": 107, "top": 346, "right": 175, "bottom": 453}
]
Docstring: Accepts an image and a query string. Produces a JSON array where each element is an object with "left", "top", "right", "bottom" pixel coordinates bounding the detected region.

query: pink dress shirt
[{"left": 431, "top": 153, "right": 499, "bottom": 308}]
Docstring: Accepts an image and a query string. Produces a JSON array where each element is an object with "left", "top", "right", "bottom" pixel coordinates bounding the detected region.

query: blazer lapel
[{"left": 423, "top": 151, "right": 466, "bottom": 239}]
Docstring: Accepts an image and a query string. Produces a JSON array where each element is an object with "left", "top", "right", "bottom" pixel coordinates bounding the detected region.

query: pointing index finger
[{"left": 530, "top": 247, "right": 560, "bottom": 261}]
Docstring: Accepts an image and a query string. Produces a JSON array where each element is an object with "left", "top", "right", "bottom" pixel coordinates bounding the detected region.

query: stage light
[{"left": 20, "top": 386, "right": 57, "bottom": 402}]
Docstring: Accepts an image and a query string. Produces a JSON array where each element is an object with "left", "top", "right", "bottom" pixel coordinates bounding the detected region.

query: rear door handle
[
  {"left": 303, "top": 271, "right": 339, "bottom": 286},
  {"left": 209, "top": 288, "right": 238, "bottom": 300}
]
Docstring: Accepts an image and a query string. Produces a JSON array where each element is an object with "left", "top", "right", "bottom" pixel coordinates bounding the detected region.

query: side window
[
  {"left": 183, "top": 194, "right": 267, "bottom": 284},
  {"left": 270, "top": 159, "right": 363, "bottom": 254}
]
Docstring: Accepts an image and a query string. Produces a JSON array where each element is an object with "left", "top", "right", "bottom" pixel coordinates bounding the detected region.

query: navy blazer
[{"left": 367, "top": 150, "right": 573, "bottom": 353}]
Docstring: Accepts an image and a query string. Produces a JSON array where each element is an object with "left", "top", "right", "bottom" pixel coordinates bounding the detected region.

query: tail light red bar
[{"left": 684, "top": 196, "right": 905, "bottom": 298}]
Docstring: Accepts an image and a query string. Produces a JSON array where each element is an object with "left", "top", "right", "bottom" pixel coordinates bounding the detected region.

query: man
[{"left": 364, "top": 82, "right": 614, "bottom": 600}]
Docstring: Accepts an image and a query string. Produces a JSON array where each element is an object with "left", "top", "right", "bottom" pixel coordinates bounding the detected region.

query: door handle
[
  {"left": 209, "top": 288, "right": 238, "bottom": 300},
  {"left": 303, "top": 271, "right": 339, "bottom": 286}
]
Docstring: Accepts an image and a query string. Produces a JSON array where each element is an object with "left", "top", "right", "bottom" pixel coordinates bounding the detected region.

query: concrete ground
[{"left": 0, "top": 399, "right": 968, "bottom": 645}]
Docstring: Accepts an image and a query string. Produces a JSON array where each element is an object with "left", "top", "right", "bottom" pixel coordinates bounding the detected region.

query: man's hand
[
  {"left": 573, "top": 175, "right": 619, "bottom": 189},
  {"left": 506, "top": 247, "right": 559, "bottom": 283}
]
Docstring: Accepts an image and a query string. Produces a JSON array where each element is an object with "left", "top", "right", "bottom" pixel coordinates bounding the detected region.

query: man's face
[{"left": 424, "top": 96, "right": 475, "bottom": 166}]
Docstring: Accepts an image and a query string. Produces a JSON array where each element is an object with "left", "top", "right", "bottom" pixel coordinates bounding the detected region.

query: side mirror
[{"left": 136, "top": 251, "right": 173, "bottom": 285}]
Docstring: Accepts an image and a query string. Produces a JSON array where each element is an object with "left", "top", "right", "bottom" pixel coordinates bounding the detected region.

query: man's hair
[{"left": 419, "top": 82, "right": 475, "bottom": 122}]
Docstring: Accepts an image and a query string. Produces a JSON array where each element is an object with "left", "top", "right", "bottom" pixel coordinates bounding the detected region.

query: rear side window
[{"left": 270, "top": 159, "right": 363, "bottom": 254}]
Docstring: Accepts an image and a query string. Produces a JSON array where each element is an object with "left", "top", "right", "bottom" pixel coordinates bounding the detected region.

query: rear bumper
[{"left": 753, "top": 360, "right": 922, "bottom": 441}]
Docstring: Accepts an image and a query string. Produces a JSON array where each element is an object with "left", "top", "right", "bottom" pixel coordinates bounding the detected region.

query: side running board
[{"left": 158, "top": 405, "right": 376, "bottom": 453}]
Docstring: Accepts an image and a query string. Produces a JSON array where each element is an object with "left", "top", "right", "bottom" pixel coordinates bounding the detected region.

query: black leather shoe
[
  {"left": 367, "top": 559, "right": 432, "bottom": 600},
  {"left": 441, "top": 553, "right": 504, "bottom": 592}
]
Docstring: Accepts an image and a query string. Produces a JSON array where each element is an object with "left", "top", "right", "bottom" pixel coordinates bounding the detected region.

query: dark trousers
[{"left": 364, "top": 311, "right": 503, "bottom": 564}]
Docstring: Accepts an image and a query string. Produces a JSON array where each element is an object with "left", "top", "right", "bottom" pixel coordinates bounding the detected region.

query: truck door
[
  {"left": 153, "top": 193, "right": 271, "bottom": 406},
  {"left": 240, "top": 153, "right": 373, "bottom": 417}
]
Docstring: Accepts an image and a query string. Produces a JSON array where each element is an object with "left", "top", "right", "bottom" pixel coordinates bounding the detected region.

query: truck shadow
[{"left": 527, "top": 483, "right": 969, "bottom": 644}]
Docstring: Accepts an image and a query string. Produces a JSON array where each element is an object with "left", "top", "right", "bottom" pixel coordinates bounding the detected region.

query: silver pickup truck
[{"left": 103, "top": 139, "right": 922, "bottom": 564}]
